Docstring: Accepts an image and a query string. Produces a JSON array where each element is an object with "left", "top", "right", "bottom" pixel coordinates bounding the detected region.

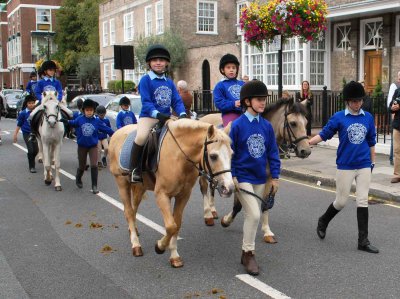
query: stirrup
[{"left": 131, "top": 169, "right": 143, "bottom": 183}]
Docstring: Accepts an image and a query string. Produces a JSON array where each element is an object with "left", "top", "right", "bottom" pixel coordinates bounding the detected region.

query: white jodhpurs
[{"left": 134, "top": 117, "right": 159, "bottom": 146}]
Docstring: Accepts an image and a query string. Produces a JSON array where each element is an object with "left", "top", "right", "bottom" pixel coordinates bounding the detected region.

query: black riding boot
[
  {"left": 357, "top": 207, "right": 379, "bottom": 253},
  {"left": 317, "top": 203, "right": 340, "bottom": 239},
  {"left": 91, "top": 167, "right": 99, "bottom": 194},
  {"left": 130, "top": 143, "right": 144, "bottom": 183},
  {"left": 76, "top": 168, "right": 84, "bottom": 188},
  {"left": 28, "top": 153, "right": 36, "bottom": 173}
]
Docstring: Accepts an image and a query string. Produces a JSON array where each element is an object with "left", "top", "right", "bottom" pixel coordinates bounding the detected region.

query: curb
[{"left": 281, "top": 167, "right": 400, "bottom": 204}]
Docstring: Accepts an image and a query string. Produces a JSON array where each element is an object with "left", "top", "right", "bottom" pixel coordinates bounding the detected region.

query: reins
[
  {"left": 238, "top": 187, "right": 275, "bottom": 210},
  {"left": 281, "top": 104, "right": 308, "bottom": 156}
]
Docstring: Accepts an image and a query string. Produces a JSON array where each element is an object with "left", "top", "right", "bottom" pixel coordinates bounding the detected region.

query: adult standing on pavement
[
  {"left": 309, "top": 81, "right": 379, "bottom": 254},
  {"left": 0, "top": 93, "right": 6, "bottom": 145},
  {"left": 296, "top": 80, "right": 313, "bottom": 136},
  {"left": 389, "top": 86, "right": 400, "bottom": 183},
  {"left": 177, "top": 80, "right": 193, "bottom": 118},
  {"left": 387, "top": 71, "right": 400, "bottom": 166}
]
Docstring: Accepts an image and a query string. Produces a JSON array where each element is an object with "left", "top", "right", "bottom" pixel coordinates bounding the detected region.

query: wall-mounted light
[{"left": 383, "top": 48, "right": 387, "bottom": 57}]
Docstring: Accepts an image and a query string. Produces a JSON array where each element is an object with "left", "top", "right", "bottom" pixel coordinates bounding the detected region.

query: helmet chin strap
[{"left": 245, "top": 99, "right": 259, "bottom": 114}]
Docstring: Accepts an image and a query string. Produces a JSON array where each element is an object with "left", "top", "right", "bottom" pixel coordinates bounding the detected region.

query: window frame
[
  {"left": 333, "top": 22, "right": 351, "bottom": 51},
  {"left": 124, "top": 12, "right": 134, "bottom": 42},
  {"left": 109, "top": 18, "right": 116, "bottom": 45},
  {"left": 196, "top": 0, "right": 218, "bottom": 35},
  {"left": 396, "top": 15, "right": 400, "bottom": 47},
  {"left": 104, "top": 63, "right": 110, "bottom": 88},
  {"left": 36, "top": 8, "right": 51, "bottom": 31},
  {"left": 145, "top": 5, "right": 152, "bottom": 37},
  {"left": 155, "top": 1, "right": 164, "bottom": 35},
  {"left": 236, "top": 1, "right": 248, "bottom": 36},
  {"left": 102, "top": 21, "right": 109, "bottom": 47}
]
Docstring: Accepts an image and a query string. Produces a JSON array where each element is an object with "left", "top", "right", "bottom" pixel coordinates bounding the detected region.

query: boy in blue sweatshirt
[
  {"left": 130, "top": 44, "right": 186, "bottom": 183},
  {"left": 62, "top": 99, "right": 114, "bottom": 194},
  {"left": 13, "top": 95, "right": 38, "bottom": 173},
  {"left": 309, "top": 81, "right": 378, "bottom": 254},
  {"left": 116, "top": 96, "right": 137, "bottom": 129},
  {"left": 96, "top": 105, "right": 111, "bottom": 167},
  {"left": 230, "top": 80, "right": 280, "bottom": 276},
  {"left": 213, "top": 54, "right": 245, "bottom": 127}
]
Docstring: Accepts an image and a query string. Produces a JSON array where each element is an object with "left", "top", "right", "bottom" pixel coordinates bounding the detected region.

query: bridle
[
  {"left": 165, "top": 123, "right": 231, "bottom": 192},
  {"left": 281, "top": 104, "right": 308, "bottom": 156},
  {"left": 43, "top": 101, "right": 60, "bottom": 125}
]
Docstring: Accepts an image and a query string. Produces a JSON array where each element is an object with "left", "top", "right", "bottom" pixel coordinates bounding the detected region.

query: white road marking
[
  {"left": 0, "top": 130, "right": 10, "bottom": 135},
  {"left": 12, "top": 142, "right": 182, "bottom": 239},
  {"left": 236, "top": 274, "right": 291, "bottom": 299}
]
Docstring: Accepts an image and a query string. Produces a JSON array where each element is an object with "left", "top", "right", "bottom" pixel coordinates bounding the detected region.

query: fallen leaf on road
[
  {"left": 90, "top": 222, "right": 103, "bottom": 229},
  {"left": 75, "top": 223, "right": 82, "bottom": 228},
  {"left": 100, "top": 245, "right": 116, "bottom": 254},
  {"left": 65, "top": 220, "right": 72, "bottom": 225}
]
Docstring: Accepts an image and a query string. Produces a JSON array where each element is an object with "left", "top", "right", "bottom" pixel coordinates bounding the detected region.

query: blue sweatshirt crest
[
  {"left": 34, "top": 77, "right": 63, "bottom": 103},
  {"left": 213, "top": 78, "right": 245, "bottom": 115}
]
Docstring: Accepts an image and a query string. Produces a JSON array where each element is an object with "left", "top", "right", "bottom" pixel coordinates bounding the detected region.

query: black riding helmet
[
  {"left": 41, "top": 60, "right": 57, "bottom": 71},
  {"left": 82, "top": 99, "right": 97, "bottom": 110},
  {"left": 219, "top": 54, "right": 240, "bottom": 75},
  {"left": 119, "top": 96, "right": 130, "bottom": 106},
  {"left": 76, "top": 98, "right": 84, "bottom": 109},
  {"left": 96, "top": 105, "right": 106, "bottom": 115},
  {"left": 29, "top": 71, "right": 37, "bottom": 78},
  {"left": 342, "top": 81, "right": 365, "bottom": 101},
  {"left": 240, "top": 80, "right": 269, "bottom": 109},
  {"left": 145, "top": 44, "right": 171, "bottom": 62}
]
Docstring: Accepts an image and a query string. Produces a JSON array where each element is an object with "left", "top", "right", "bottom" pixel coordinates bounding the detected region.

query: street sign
[{"left": 271, "top": 35, "right": 282, "bottom": 51}]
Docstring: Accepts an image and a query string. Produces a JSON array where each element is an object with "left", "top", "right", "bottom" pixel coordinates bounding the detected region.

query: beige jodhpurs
[
  {"left": 97, "top": 138, "right": 109, "bottom": 159},
  {"left": 134, "top": 117, "right": 159, "bottom": 146},
  {"left": 332, "top": 168, "right": 371, "bottom": 210},
  {"left": 393, "top": 128, "right": 400, "bottom": 176},
  {"left": 237, "top": 182, "right": 266, "bottom": 252}
]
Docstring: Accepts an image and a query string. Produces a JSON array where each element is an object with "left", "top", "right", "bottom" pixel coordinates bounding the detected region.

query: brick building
[
  {"left": 0, "top": 0, "right": 61, "bottom": 89},
  {"left": 99, "top": 0, "right": 241, "bottom": 92}
]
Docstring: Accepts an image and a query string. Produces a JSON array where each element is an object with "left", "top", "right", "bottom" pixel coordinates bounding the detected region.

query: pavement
[{"left": 281, "top": 143, "right": 400, "bottom": 203}]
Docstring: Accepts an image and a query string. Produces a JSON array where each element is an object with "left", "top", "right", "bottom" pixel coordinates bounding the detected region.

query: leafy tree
[
  {"left": 76, "top": 55, "right": 100, "bottom": 84},
  {"left": 134, "top": 30, "right": 187, "bottom": 78}
]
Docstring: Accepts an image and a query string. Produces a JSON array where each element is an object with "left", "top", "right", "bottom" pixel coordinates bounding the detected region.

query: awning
[{"left": 30, "top": 31, "right": 56, "bottom": 37}]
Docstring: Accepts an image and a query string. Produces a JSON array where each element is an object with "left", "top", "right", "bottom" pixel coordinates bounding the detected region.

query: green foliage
[
  {"left": 115, "top": 80, "right": 135, "bottom": 92},
  {"left": 107, "top": 80, "right": 117, "bottom": 91},
  {"left": 372, "top": 79, "right": 384, "bottom": 113},
  {"left": 372, "top": 79, "right": 383, "bottom": 98},
  {"left": 135, "top": 30, "right": 187, "bottom": 77},
  {"left": 76, "top": 55, "right": 100, "bottom": 83},
  {"left": 341, "top": 77, "right": 347, "bottom": 89}
]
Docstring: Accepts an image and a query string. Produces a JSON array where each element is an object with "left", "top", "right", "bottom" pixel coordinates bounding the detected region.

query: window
[
  {"left": 104, "top": 64, "right": 110, "bottom": 88},
  {"left": 396, "top": 15, "right": 400, "bottom": 47},
  {"left": 282, "top": 39, "right": 296, "bottom": 86},
  {"left": 156, "top": 1, "right": 164, "bottom": 34},
  {"left": 145, "top": 5, "right": 152, "bottom": 37},
  {"left": 102, "top": 21, "right": 109, "bottom": 47},
  {"left": 334, "top": 22, "right": 351, "bottom": 51},
  {"left": 125, "top": 69, "right": 134, "bottom": 81},
  {"left": 362, "top": 18, "right": 383, "bottom": 49},
  {"left": 111, "top": 63, "right": 117, "bottom": 80},
  {"left": 236, "top": 1, "right": 248, "bottom": 35},
  {"left": 310, "top": 37, "right": 326, "bottom": 86},
  {"left": 197, "top": 1, "right": 217, "bottom": 34},
  {"left": 110, "top": 19, "right": 116, "bottom": 45},
  {"left": 251, "top": 46, "right": 263, "bottom": 81},
  {"left": 7, "top": 37, "right": 22, "bottom": 66},
  {"left": 124, "top": 12, "right": 134, "bottom": 42},
  {"left": 36, "top": 9, "right": 51, "bottom": 31},
  {"left": 265, "top": 45, "right": 278, "bottom": 86}
]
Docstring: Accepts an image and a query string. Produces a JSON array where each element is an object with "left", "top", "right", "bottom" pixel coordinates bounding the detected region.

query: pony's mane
[{"left": 263, "top": 98, "right": 308, "bottom": 117}]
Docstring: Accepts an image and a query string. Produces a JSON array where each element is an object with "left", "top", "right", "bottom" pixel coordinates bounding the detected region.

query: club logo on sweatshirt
[
  {"left": 43, "top": 85, "right": 57, "bottom": 93},
  {"left": 123, "top": 116, "right": 133, "bottom": 125},
  {"left": 247, "top": 134, "right": 266, "bottom": 158},
  {"left": 347, "top": 123, "right": 367, "bottom": 144},
  {"left": 81, "top": 123, "right": 95, "bottom": 137},
  {"left": 228, "top": 84, "right": 242, "bottom": 100},
  {"left": 154, "top": 86, "right": 172, "bottom": 108}
]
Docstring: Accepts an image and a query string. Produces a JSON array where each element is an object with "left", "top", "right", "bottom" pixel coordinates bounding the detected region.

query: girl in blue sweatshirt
[
  {"left": 13, "top": 95, "right": 38, "bottom": 173},
  {"left": 25, "top": 71, "right": 37, "bottom": 96},
  {"left": 309, "top": 81, "right": 378, "bottom": 254},
  {"left": 213, "top": 54, "right": 245, "bottom": 127},
  {"left": 230, "top": 80, "right": 280, "bottom": 276},
  {"left": 116, "top": 96, "right": 137, "bottom": 129},
  {"left": 130, "top": 44, "right": 186, "bottom": 183},
  {"left": 64, "top": 99, "right": 114, "bottom": 194},
  {"left": 96, "top": 105, "right": 112, "bottom": 167},
  {"left": 34, "top": 60, "right": 63, "bottom": 103}
]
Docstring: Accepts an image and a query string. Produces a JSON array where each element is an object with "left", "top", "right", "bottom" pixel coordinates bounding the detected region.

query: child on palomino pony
[
  {"left": 13, "top": 95, "right": 39, "bottom": 173},
  {"left": 130, "top": 44, "right": 187, "bottom": 183},
  {"left": 116, "top": 96, "right": 137, "bottom": 129},
  {"left": 213, "top": 54, "right": 245, "bottom": 127},
  {"left": 61, "top": 99, "right": 114, "bottom": 194},
  {"left": 230, "top": 80, "right": 280, "bottom": 276}
]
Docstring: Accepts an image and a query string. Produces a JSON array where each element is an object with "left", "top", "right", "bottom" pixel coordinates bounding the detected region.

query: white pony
[{"left": 36, "top": 91, "right": 65, "bottom": 191}]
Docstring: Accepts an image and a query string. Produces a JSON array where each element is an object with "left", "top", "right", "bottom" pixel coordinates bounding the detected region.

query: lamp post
[{"left": 44, "top": 31, "right": 52, "bottom": 60}]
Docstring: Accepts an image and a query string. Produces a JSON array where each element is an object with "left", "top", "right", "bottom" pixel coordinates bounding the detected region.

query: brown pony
[
  {"left": 199, "top": 98, "right": 312, "bottom": 243},
  {"left": 108, "top": 119, "right": 234, "bottom": 268}
]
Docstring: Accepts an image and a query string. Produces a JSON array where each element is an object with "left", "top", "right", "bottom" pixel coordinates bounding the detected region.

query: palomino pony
[
  {"left": 200, "top": 98, "right": 312, "bottom": 243},
  {"left": 108, "top": 119, "right": 234, "bottom": 268},
  {"left": 33, "top": 91, "right": 65, "bottom": 191}
]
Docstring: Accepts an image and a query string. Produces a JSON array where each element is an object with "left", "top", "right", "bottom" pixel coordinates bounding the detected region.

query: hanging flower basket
[{"left": 240, "top": 0, "right": 328, "bottom": 49}]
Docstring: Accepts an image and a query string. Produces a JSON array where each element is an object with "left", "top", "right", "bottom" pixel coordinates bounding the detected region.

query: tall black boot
[
  {"left": 130, "top": 143, "right": 144, "bottom": 183},
  {"left": 317, "top": 203, "right": 340, "bottom": 239},
  {"left": 76, "top": 168, "right": 84, "bottom": 188},
  {"left": 91, "top": 167, "right": 99, "bottom": 194},
  {"left": 28, "top": 153, "right": 36, "bottom": 173},
  {"left": 357, "top": 207, "right": 379, "bottom": 253}
]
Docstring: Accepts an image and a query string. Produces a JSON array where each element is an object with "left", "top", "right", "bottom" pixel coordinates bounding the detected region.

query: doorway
[{"left": 364, "top": 50, "right": 382, "bottom": 93}]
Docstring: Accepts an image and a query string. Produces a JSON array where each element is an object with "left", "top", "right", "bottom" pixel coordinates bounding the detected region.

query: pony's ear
[
  {"left": 54, "top": 91, "right": 58, "bottom": 97},
  {"left": 43, "top": 91, "right": 47, "bottom": 97},
  {"left": 223, "top": 121, "right": 232, "bottom": 135},
  {"left": 300, "top": 99, "right": 308, "bottom": 107},
  {"left": 207, "top": 125, "right": 215, "bottom": 138}
]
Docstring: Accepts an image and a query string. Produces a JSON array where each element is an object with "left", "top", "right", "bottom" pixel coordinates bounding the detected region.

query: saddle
[{"left": 119, "top": 124, "right": 168, "bottom": 177}]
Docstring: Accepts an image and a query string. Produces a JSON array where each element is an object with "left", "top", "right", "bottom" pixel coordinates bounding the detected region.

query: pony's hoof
[
  {"left": 132, "top": 246, "right": 143, "bottom": 257},
  {"left": 205, "top": 218, "right": 214, "bottom": 226},
  {"left": 155, "top": 243, "right": 165, "bottom": 254},
  {"left": 221, "top": 217, "right": 231, "bottom": 228},
  {"left": 55, "top": 186, "right": 62, "bottom": 191},
  {"left": 38, "top": 158, "right": 43, "bottom": 163},
  {"left": 44, "top": 180, "right": 52, "bottom": 185},
  {"left": 264, "top": 235, "right": 278, "bottom": 244},
  {"left": 212, "top": 211, "right": 219, "bottom": 219},
  {"left": 170, "top": 257, "right": 184, "bottom": 268}
]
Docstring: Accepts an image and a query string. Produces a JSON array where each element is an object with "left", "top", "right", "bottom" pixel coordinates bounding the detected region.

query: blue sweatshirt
[
  {"left": 34, "top": 76, "right": 63, "bottom": 103},
  {"left": 116, "top": 110, "right": 137, "bottom": 129},
  {"left": 17, "top": 108, "right": 33, "bottom": 134},
  {"left": 319, "top": 109, "right": 376, "bottom": 170},
  {"left": 213, "top": 78, "right": 245, "bottom": 115},
  {"left": 138, "top": 71, "right": 186, "bottom": 118},
  {"left": 68, "top": 115, "right": 114, "bottom": 148},
  {"left": 230, "top": 113, "right": 281, "bottom": 184},
  {"left": 97, "top": 117, "right": 111, "bottom": 140},
  {"left": 73, "top": 111, "right": 83, "bottom": 120},
  {"left": 26, "top": 80, "right": 37, "bottom": 95}
]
